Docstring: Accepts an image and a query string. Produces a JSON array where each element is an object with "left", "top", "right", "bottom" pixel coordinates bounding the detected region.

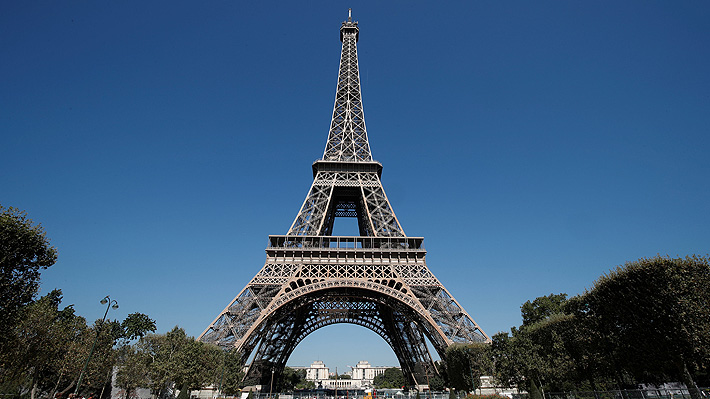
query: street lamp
[
  {"left": 269, "top": 367, "right": 275, "bottom": 399},
  {"left": 468, "top": 357, "right": 475, "bottom": 396},
  {"left": 75, "top": 296, "right": 119, "bottom": 396}
]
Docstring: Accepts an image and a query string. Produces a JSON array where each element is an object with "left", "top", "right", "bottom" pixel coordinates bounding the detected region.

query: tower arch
[
  {"left": 200, "top": 11, "right": 489, "bottom": 389},
  {"left": 238, "top": 282, "right": 453, "bottom": 386}
]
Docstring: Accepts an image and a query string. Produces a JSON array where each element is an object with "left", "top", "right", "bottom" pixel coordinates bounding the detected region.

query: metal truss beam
[{"left": 200, "top": 11, "right": 489, "bottom": 391}]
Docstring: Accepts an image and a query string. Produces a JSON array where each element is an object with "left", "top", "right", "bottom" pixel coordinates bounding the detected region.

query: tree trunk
[
  {"left": 528, "top": 379, "right": 543, "bottom": 399},
  {"left": 538, "top": 378, "right": 546, "bottom": 399},
  {"left": 50, "top": 362, "right": 68, "bottom": 399},
  {"left": 680, "top": 362, "right": 702, "bottom": 399},
  {"left": 31, "top": 380, "right": 38, "bottom": 399},
  {"left": 99, "top": 367, "right": 112, "bottom": 399},
  {"left": 58, "top": 382, "right": 76, "bottom": 398}
]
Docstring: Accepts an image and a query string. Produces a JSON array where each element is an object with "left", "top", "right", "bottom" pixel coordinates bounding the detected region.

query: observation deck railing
[{"left": 267, "top": 235, "right": 424, "bottom": 251}]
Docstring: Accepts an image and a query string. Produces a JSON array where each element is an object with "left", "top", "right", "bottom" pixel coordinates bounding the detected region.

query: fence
[
  {"left": 217, "top": 389, "right": 710, "bottom": 399},
  {"left": 237, "top": 393, "right": 452, "bottom": 399},
  {"left": 544, "top": 388, "right": 710, "bottom": 399}
]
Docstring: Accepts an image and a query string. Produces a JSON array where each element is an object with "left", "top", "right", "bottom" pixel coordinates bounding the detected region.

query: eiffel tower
[{"left": 199, "top": 10, "right": 489, "bottom": 388}]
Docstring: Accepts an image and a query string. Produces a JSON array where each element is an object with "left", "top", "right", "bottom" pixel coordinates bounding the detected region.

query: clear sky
[{"left": 2, "top": 1, "right": 709, "bottom": 374}]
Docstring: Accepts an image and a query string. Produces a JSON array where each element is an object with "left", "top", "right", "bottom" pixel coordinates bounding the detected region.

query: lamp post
[
  {"left": 218, "top": 350, "right": 226, "bottom": 399},
  {"left": 469, "top": 357, "right": 475, "bottom": 396},
  {"left": 75, "top": 296, "right": 118, "bottom": 396},
  {"left": 269, "top": 367, "right": 275, "bottom": 399}
]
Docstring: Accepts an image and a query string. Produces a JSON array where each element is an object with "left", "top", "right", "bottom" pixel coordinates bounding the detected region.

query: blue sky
[{"left": 2, "top": 1, "right": 709, "bottom": 373}]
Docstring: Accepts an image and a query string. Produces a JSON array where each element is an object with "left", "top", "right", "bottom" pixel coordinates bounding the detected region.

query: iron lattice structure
[{"left": 200, "top": 12, "right": 489, "bottom": 389}]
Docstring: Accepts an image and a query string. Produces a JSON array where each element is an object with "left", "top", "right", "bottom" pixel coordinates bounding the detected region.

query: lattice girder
[
  {"left": 323, "top": 20, "right": 372, "bottom": 162},
  {"left": 288, "top": 168, "right": 404, "bottom": 237},
  {"left": 200, "top": 11, "right": 489, "bottom": 391},
  {"left": 240, "top": 285, "right": 443, "bottom": 387}
]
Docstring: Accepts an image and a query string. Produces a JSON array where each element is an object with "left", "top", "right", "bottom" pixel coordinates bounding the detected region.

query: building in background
[
  {"left": 350, "top": 361, "right": 387, "bottom": 384},
  {"left": 305, "top": 360, "right": 331, "bottom": 382},
  {"left": 297, "top": 360, "right": 394, "bottom": 389}
]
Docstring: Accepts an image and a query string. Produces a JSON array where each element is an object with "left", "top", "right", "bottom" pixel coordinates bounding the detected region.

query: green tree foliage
[
  {"left": 112, "top": 313, "right": 158, "bottom": 399},
  {"left": 491, "top": 295, "right": 578, "bottom": 397},
  {"left": 296, "top": 380, "right": 316, "bottom": 390},
  {"left": 490, "top": 256, "right": 710, "bottom": 397},
  {"left": 520, "top": 293, "right": 568, "bottom": 327},
  {"left": 115, "top": 346, "right": 150, "bottom": 399},
  {"left": 220, "top": 348, "right": 245, "bottom": 395},
  {"left": 278, "top": 367, "right": 310, "bottom": 391},
  {"left": 0, "top": 205, "right": 57, "bottom": 339},
  {"left": 445, "top": 344, "right": 471, "bottom": 392},
  {"left": 0, "top": 206, "right": 157, "bottom": 399},
  {"left": 136, "top": 327, "right": 222, "bottom": 396},
  {"left": 445, "top": 343, "right": 492, "bottom": 393},
  {"left": 0, "top": 290, "right": 85, "bottom": 397},
  {"left": 121, "top": 313, "right": 157, "bottom": 343},
  {"left": 490, "top": 332, "right": 523, "bottom": 390},
  {"left": 428, "top": 361, "right": 447, "bottom": 391},
  {"left": 0, "top": 290, "right": 122, "bottom": 398},
  {"left": 373, "top": 368, "right": 404, "bottom": 389},
  {"left": 176, "top": 382, "right": 189, "bottom": 399},
  {"left": 427, "top": 374, "right": 446, "bottom": 392},
  {"left": 570, "top": 255, "right": 710, "bottom": 399}
]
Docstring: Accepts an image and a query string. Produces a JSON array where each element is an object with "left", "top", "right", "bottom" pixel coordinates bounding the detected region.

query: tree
[
  {"left": 520, "top": 293, "right": 568, "bottom": 327},
  {"left": 445, "top": 344, "right": 472, "bottom": 393},
  {"left": 0, "top": 205, "right": 57, "bottom": 340},
  {"left": 488, "top": 255, "right": 710, "bottom": 397},
  {"left": 0, "top": 289, "right": 128, "bottom": 399},
  {"left": 523, "top": 314, "right": 577, "bottom": 392},
  {"left": 572, "top": 255, "right": 710, "bottom": 399},
  {"left": 120, "top": 313, "right": 157, "bottom": 343},
  {"left": 116, "top": 347, "right": 150, "bottom": 399},
  {"left": 137, "top": 327, "right": 222, "bottom": 397},
  {"left": 373, "top": 368, "right": 404, "bottom": 389},
  {"left": 467, "top": 343, "right": 493, "bottom": 391},
  {"left": 279, "top": 367, "right": 308, "bottom": 391},
  {"left": 491, "top": 294, "right": 575, "bottom": 398},
  {"left": 0, "top": 289, "right": 91, "bottom": 399},
  {"left": 490, "top": 331, "right": 524, "bottom": 390},
  {"left": 428, "top": 374, "right": 446, "bottom": 392},
  {"left": 220, "top": 348, "right": 245, "bottom": 395},
  {"left": 0, "top": 206, "right": 157, "bottom": 396},
  {"left": 445, "top": 343, "right": 492, "bottom": 393}
]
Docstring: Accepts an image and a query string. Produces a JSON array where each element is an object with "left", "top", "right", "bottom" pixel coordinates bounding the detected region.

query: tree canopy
[
  {"left": 0, "top": 205, "right": 57, "bottom": 339},
  {"left": 0, "top": 206, "right": 161, "bottom": 399},
  {"left": 444, "top": 343, "right": 491, "bottom": 393},
  {"left": 482, "top": 255, "right": 710, "bottom": 399},
  {"left": 0, "top": 289, "right": 156, "bottom": 399},
  {"left": 373, "top": 368, "right": 404, "bottom": 389},
  {"left": 569, "top": 255, "right": 710, "bottom": 398}
]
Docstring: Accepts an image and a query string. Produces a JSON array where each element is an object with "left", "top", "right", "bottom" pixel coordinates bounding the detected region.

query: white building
[
  {"left": 302, "top": 360, "right": 394, "bottom": 389},
  {"left": 350, "top": 361, "right": 388, "bottom": 383},
  {"left": 305, "top": 360, "right": 331, "bottom": 382}
]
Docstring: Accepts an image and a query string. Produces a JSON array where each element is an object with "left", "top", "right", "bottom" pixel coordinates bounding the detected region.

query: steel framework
[{"left": 199, "top": 11, "right": 489, "bottom": 389}]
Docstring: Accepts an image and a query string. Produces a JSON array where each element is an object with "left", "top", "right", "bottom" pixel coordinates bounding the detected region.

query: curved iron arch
[{"left": 241, "top": 282, "right": 449, "bottom": 388}]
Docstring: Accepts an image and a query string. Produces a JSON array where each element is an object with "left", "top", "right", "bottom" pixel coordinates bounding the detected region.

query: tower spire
[{"left": 323, "top": 10, "right": 370, "bottom": 162}]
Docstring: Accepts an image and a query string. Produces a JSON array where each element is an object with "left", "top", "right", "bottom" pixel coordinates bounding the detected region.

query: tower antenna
[{"left": 348, "top": 8, "right": 352, "bottom": 22}]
